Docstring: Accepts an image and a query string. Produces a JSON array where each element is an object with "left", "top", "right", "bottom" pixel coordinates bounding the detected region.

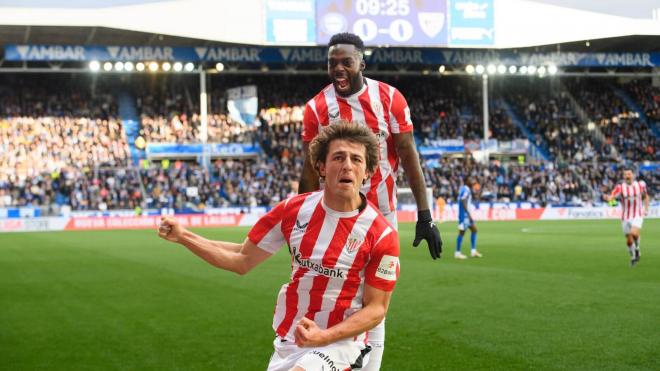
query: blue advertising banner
[
  {"left": 448, "top": 0, "right": 494, "bottom": 46},
  {"left": 265, "top": 0, "right": 316, "bottom": 44},
  {"left": 146, "top": 143, "right": 260, "bottom": 158},
  {"left": 5, "top": 45, "right": 660, "bottom": 67},
  {"left": 315, "top": 0, "right": 448, "bottom": 47}
]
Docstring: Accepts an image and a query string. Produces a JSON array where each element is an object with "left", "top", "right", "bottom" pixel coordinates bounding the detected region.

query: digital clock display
[{"left": 316, "top": 0, "right": 448, "bottom": 46}]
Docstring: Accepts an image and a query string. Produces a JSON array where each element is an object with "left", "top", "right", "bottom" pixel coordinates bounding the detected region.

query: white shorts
[
  {"left": 268, "top": 337, "right": 371, "bottom": 371},
  {"left": 622, "top": 217, "right": 643, "bottom": 235},
  {"left": 367, "top": 318, "right": 385, "bottom": 344}
]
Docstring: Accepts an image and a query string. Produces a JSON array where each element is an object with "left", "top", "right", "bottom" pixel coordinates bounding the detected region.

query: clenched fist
[{"left": 157, "top": 216, "right": 185, "bottom": 243}]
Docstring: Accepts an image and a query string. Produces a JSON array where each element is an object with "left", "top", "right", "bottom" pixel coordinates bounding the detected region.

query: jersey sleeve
[
  {"left": 388, "top": 88, "right": 414, "bottom": 134},
  {"left": 365, "top": 227, "right": 400, "bottom": 292},
  {"left": 640, "top": 181, "right": 647, "bottom": 195},
  {"left": 247, "top": 200, "right": 287, "bottom": 254},
  {"left": 610, "top": 184, "right": 622, "bottom": 198},
  {"left": 302, "top": 100, "right": 320, "bottom": 143}
]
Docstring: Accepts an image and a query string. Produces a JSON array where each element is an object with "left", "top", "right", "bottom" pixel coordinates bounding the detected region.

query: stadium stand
[{"left": 0, "top": 74, "right": 658, "bottom": 212}]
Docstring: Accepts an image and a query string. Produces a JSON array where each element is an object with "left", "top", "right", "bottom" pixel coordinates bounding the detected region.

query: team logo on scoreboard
[
  {"left": 322, "top": 13, "right": 348, "bottom": 35},
  {"left": 418, "top": 12, "right": 445, "bottom": 38}
]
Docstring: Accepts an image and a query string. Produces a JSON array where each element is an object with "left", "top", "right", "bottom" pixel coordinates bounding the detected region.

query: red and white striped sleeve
[
  {"left": 364, "top": 226, "right": 400, "bottom": 292},
  {"left": 640, "top": 180, "right": 647, "bottom": 195},
  {"left": 610, "top": 184, "right": 622, "bottom": 199},
  {"left": 388, "top": 88, "right": 414, "bottom": 134},
  {"left": 247, "top": 200, "right": 287, "bottom": 254},
  {"left": 302, "top": 99, "right": 320, "bottom": 143}
]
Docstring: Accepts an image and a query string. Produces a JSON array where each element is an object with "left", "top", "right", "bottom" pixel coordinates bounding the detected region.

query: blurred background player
[
  {"left": 456, "top": 176, "right": 482, "bottom": 259},
  {"left": 298, "top": 32, "right": 442, "bottom": 371},
  {"left": 606, "top": 167, "right": 650, "bottom": 266},
  {"left": 158, "top": 123, "right": 399, "bottom": 370}
]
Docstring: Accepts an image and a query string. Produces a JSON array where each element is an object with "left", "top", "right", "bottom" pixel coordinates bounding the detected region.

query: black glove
[{"left": 413, "top": 209, "right": 443, "bottom": 260}]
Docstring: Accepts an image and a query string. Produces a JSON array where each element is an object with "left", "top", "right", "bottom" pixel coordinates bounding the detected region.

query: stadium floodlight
[
  {"left": 216, "top": 62, "right": 225, "bottom": 72},
  {"left": 520, "top": 66, "right": 528, "bottom": 74},
  {"left": 124, "top": 62, "right": 134, "bottom": 72},
  {"left": 148, "top": 62, "right": 159, "bottom": 72},
  {"left": 475, "top": 65, "right": 485, "bottom": 74},
  {"left": 136, "top": 62, "right": 145, "bottom": 72},
  {"left": 364, "top": 49, "right": 373, "bottom": 56},
  {"left": 486, "top": 64, "right": 496, "bottom": 74},
  {"left": 184, "top": 62, "right": 195, "bottom": 72},
  {"left": 538, "top": 66, "right": 547, "bottom": 75},
  {"left": 162, "top": 62, "right": 172, "bottom": 72},
  {"left": 173, "top": 62, "right": 183, "bottom": 72},
  {"left": 497, "top": 64, "right": 506, "bottom": 74},
  {"left": 508, "top": 65, "right": 517, "bottom": 74},
  {"left": 114, "top": 62, "right": 124, "bottom": 72},
  {"left": 103, "top": 62, "right": 113, "bottom": 72},
  {"left": 438, "top": 65, "right": 446, "bottom": 73},
  {"left": 89, "top": 60, "right": 101, "bottom": 72},
  {"left": 527, "top": 65, "right": 537, "bottom": 75},
  {"left": 548, "top": 65, "right": 558, "bottom": 75},
  {"left": 465, "top": 65, "right": 475, "bottom": 74}
]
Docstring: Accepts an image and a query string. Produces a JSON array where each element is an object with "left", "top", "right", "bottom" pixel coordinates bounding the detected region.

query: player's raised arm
[
  {"left": 395, "top": 131, "right": 442, "bottom": 260},
  {"left": 158, "top": 217, "right": 271, "bottom": 275}
]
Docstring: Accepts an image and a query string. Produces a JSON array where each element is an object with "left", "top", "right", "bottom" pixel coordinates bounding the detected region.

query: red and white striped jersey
[
  {"left": 302, "top": 78, "right": 414, "bottom": 214},
  {"left": 247, "top": 191, "right": 400, "bottom": 342},
  {"left": 611, "top": 180, "right": 647, "bottom": 220}
]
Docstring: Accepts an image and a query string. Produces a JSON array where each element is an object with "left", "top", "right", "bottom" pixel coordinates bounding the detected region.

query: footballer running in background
[{"left": 606, "top": 167, "right": 649, "bottom": 266}]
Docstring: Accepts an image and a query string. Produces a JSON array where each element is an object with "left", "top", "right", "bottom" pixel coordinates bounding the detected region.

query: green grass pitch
[{"left": 1, "top": 219, "right": 659, "bottom": 370}]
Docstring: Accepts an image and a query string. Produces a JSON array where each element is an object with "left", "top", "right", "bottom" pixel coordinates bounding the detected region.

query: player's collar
[{"left": 321, "top": 193, "right": 367, "bottom": 218}]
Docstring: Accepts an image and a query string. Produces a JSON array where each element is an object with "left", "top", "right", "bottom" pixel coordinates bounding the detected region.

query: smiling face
[
  {"left": 317, "top": 139, "right": 371, "bottom": 206},
  {"left": 327, "top": 44, "right": 365, "bottom": 97}
]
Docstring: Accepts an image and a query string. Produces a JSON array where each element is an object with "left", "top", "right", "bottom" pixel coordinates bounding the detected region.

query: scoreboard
[{"left": 316, "top": 0, "right": 450, "bottom": 46}]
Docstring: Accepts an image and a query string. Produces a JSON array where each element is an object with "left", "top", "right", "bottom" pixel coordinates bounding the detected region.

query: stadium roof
[
  {"left": 1, "top": 1, "right": 660, "bottom": 50},
  {"left": 1, "top": 26, "right": 659, "bottom": 54}
]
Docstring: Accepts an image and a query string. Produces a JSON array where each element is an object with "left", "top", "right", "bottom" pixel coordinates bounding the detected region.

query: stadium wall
[{"left": 1, "top": 205, "right": 659, "bottom": 233}]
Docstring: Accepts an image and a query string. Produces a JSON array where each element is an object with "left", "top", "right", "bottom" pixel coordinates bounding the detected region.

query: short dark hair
[
  {"left": 309, "top": 121, "right": 379, "bottom": 175},
  {"left": 328, "top": 33, "right": 365, "bottom": 54}
]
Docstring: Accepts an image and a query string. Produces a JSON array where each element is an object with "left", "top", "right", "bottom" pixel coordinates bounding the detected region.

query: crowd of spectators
[
  {"left": 624, "top": 80, "right": 660, "bottom": 123},
  {"left": 0, "top": 167, "right": 143, "bottom": 212},
  {"left": 408, "top": 157, "right": 588, "bottom": 207},
  {"left": 570, "top": 81, "right": 657, "bottom": 162},
  {"left": 0, "top": 75, "right": 658, "bottom": 212},
  {"left": 140, "top": 122, "right": 303, "bottom": 210}
]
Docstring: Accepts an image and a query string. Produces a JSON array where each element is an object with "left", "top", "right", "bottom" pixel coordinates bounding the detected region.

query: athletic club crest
[
  {"left": 344, "top": 234, "right": 364, "bottom": 255},
  {"left": 371, "top": 100, "right": 384, "bottom": 118}
]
